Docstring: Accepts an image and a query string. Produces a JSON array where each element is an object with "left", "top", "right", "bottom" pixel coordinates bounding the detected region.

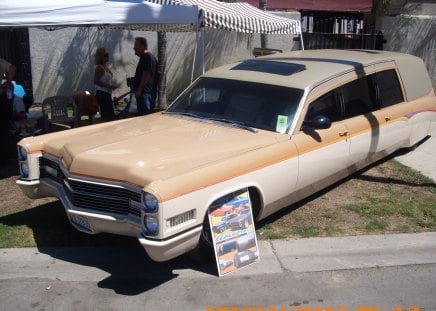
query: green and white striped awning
[{"left": 147, "top": 0, "right": 301, "bottom": 34}]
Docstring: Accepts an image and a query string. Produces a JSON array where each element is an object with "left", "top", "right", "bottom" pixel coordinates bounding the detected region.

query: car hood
[{"left": 35, "top": 113, "right": 283, "bottom": 188}]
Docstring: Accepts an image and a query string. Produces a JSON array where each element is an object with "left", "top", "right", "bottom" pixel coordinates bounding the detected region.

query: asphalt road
[
  {"left": 1, "top": 263, "right": 435, "bottom": 311},
  {"left": 0, "top": 233, "right": 435, "bottom": 311}
]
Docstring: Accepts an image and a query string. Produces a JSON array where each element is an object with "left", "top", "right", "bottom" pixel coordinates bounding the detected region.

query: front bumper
[
  {"left": 138, "top": 225, "right": 202, "bottom": 262},
  {"left": 17, "top": 175, "right": 202, "bottom": 262},
  {"left": 17, "top": 178, "right": 141, "bottom": 237}
]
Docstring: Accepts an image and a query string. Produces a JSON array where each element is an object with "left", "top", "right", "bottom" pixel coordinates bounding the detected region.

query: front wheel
[{"left": 188, "top": 214, "right": 214, "bottom": 262}]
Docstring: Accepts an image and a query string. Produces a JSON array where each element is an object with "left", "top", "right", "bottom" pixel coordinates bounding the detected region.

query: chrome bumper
[
  {"left": 17, "top": 178, "right": 141, "bottom": 237},
  {"left": 17, "top": 177, "right": 202, "bottom": 262},
  {"left": 138, "top": 225, "right": 202, "bottom": 262}
]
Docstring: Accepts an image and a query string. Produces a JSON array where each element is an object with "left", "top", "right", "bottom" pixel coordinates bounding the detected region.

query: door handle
[
  {"left": 339, "top": 131, "right": 348, "bottom": 136},
  {"left": 385, "top": 116, "right": 392, "bottom": 121}
]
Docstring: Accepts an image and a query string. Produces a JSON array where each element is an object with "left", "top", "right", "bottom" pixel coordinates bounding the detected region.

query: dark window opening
[
  {"left": 340, "top": 76, "right": 373, "bottom": 118},
  {"left": 375, "top": 69, "right": 404, "bottom": 108},
  {"left": 231, "top": 60, "right": 306, "bottom": 76},
  {"left": 305, "top": 91, "right": 342, "bottom": 124}
]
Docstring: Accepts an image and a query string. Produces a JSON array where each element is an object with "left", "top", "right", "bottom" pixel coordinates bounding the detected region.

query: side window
[
  {"left": 375, "top": 69, "right": 404, "bottom": 108},
  {"left": 340, "top": 76, "right": 373, "bottom": 119},
  {"left": 305, "top": 91, "right": 341, "bottom": 123}
]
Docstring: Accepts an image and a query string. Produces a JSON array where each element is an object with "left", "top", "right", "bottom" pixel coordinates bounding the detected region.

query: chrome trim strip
[{"left": 139, "top": 225, "right": 202, "bottom": 246}]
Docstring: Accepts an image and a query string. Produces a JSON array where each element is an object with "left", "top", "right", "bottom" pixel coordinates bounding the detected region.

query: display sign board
[{"left": 208, "top": 189, "right": 260, "bottom": 276}]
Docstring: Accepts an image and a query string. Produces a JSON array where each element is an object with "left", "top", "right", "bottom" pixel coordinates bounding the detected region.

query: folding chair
[{"left": 42, "top": 96, "right": 78, "bottom": 132}]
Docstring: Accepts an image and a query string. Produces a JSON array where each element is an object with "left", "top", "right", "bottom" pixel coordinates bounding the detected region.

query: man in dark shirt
[{"left": 133, "top": 37, "right": 158, "bottom": 115}]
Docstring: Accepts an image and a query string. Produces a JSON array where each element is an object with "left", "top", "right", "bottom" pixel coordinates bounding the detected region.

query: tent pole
[
  {"left": 199, "top": 27, "right": 205, "bottom": 75},
  {"left": 87, "top": 26, "right": 94, "bottom": 88},
  {"left": 299, "top": 30, "right": 305, "bottom": 50},
  {"left": 192, "top": 10, "right": 205, "bottom": 82},
  {"left": 191, "top": 27, "right": 198, "bottom": 82}
]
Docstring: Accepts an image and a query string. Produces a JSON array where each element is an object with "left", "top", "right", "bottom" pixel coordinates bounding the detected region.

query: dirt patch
[{"left": 0, "top": 164, "right": 58, "bottom": 222}]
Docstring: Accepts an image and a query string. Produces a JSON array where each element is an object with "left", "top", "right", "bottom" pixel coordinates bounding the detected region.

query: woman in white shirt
[{"left": 94, "top": 48, "right": 118, "bottom": 122}]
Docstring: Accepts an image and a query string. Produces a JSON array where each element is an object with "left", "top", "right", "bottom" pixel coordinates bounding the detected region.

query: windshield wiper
[
  {"left": 206, "top": 117, "right": 258, "bottom": 133},
  {"left": 163, "top": 111, "right": 204, "bottom": 119},
  {"left": 164, "top": 112, "right": 258, "bottom": 133}
]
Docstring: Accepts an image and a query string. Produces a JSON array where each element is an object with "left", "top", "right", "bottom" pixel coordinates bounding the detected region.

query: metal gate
[
  {"left": 302, "top": 32, "right": 385, "bottom": 50},
  {"left": 300, "top": 13, "right": 385, "bottom": 50}
]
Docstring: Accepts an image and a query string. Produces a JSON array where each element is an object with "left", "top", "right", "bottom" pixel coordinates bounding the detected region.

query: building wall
[
  {"left": 29, "top": 12, "right": 300, "bottom": 104},
  {"left": 378, "top": 16, "right": 435, "bottom": 90},
  {"left": 376, "top": 0, "right": 435, "bottom": 90}
]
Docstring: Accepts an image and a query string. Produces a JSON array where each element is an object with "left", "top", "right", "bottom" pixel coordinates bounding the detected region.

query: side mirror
[
  {"left": 302, "top": 115, "right": 332, "bottom": 131},
  {"left": 312, "top": 115, "right": 331, "bottom": 129}
]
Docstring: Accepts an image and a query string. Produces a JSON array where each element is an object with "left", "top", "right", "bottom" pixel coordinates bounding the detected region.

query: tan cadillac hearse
[{"left": 17, "top": 50, "right": 436, "bottom": 262}]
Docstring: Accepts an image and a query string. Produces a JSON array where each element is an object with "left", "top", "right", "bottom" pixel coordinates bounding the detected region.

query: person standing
[
  {"left": 0, "top": 58, "right": 16, "bottom": 83},
  {"left": 0, "top": 58, "right": 15, "bottom": 108},
  {"left": 0, "top": 58, "right": 16, "bottom": 165},
  {"left": 94, "top": 48, "right": 118, "bottom": 122},
  {"left": 133, "top": 37, "right": 157, "bottom": 115},
  {"left": 1, "top": 58, "right": 15, "bottom": 128}
]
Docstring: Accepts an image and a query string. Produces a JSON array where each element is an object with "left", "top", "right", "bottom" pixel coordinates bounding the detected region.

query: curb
[{"left": 1, "top": 232, "right": 435, "bottom": 280}]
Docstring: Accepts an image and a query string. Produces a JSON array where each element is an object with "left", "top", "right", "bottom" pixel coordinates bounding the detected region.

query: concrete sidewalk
[
  {"left": 395, "top": 131, "right": 436, "bottom": 182},
  {"left": 0, "top": 232, "right": 435, "bottom": 280}
]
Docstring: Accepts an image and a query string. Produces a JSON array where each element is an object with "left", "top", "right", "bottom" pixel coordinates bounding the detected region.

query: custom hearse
[{"left": 17, "top": 50, "right": 436, "bottom": 261}]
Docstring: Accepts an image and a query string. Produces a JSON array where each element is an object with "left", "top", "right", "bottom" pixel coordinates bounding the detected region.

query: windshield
[{"left": 166, "top": 78, "right": 303, "bottom": 133}]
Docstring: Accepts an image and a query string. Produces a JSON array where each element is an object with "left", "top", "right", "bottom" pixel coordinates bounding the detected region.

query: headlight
[
  {"left": 143, "top": 215, "right": 159, "bottom": 236},
  {"left": 141, "top": 192, "right": 159, "bottom": 237},
  {"left": 17, "top": 146, "right": 27, "bottom": 161},
  {"left": 141, "top": 192, "right": 158, "bottom": 213},
  {"left": 20, "top": 162, "right": 29, "bottom": 178}
]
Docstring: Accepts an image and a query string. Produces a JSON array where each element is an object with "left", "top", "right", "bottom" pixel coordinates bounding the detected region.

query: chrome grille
[
  {"left": 68, "top": 179, "right": 140, "bottom": 202},
  {"left": 39, "top": 156, "right": 142, "bottom": 217},
  {"left": 66, "top": 179, "right": 141, "bottom": 216}
]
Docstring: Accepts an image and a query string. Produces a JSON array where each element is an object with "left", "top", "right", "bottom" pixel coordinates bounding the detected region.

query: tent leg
[
  {"left": 199, "top": 27, "right": 205, "bottom": 75},
  {"left": 191, "top": 30, "right": 198, "bottom": 82},
  {"left": 299, "top": 31, "right": 305, "bottom": 50},
  {"left": 192, "top": 27, "right": 205, "bottom": 82}
]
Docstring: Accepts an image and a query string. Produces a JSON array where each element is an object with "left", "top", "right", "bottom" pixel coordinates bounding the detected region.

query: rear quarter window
[
  {"left": 340, "top": 76, "right": 373, "bottom": 119},
  {"left": 375, "top": 69, "right": 404, "bottom": 108}
]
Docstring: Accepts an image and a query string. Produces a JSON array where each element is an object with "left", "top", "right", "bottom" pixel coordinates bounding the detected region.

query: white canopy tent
[
  {"left": 0, "top": 0, "right": 301, "bottom": 83},
  {"left": 0, "top": 0, "right": 199, "bottom": 30}
]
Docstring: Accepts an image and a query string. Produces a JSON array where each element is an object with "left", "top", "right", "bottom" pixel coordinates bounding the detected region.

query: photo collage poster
[{"left": 208, "top": 189, "right": 260, "bottom": 276}]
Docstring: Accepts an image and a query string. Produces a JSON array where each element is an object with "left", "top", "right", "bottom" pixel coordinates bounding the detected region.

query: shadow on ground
[
  {"left": 41, "top": 244, "right": 216, "bottom": 295},
  {"left": 0, "top": 162, "right": 19, "bottom": 179},
  {"left": 0, "top": 199, "right": 217, "bottom": 295}
]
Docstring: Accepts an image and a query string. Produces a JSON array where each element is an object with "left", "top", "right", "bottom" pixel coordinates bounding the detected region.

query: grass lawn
[{"left": 256, "top": 160, "right": 435, "bottom": 239}]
